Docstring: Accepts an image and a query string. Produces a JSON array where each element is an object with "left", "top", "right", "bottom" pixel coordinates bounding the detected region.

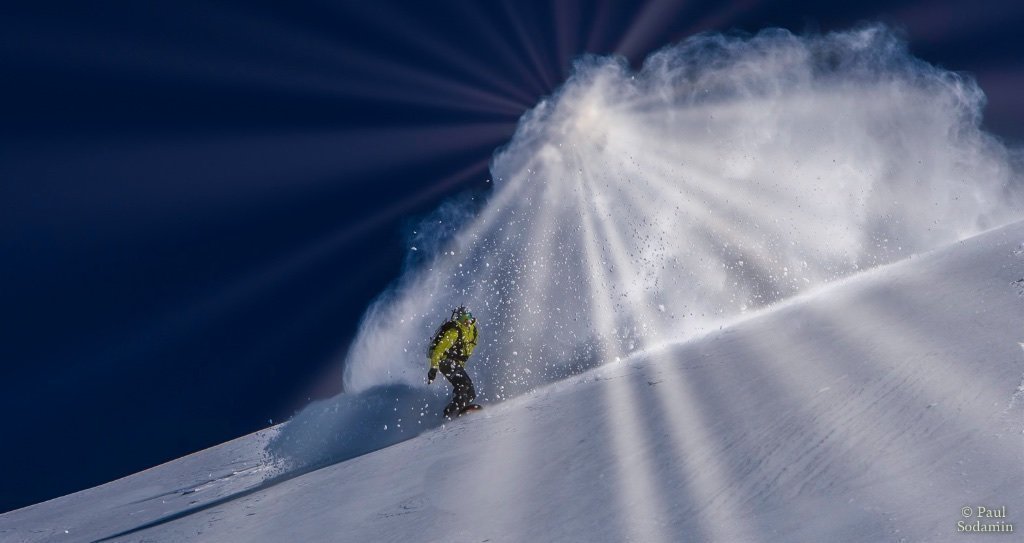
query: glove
[{"left": 427, "top": 367, "right": 437, "bottom": 384}]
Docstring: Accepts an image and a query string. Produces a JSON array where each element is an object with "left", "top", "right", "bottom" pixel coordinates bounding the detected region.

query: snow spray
[{"left": 268, "top": 25, "right": 1022, "bottom": 470}]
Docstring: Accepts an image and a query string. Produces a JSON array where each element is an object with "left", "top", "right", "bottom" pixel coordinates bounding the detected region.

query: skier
[{"left": 426, "top": 305, "right": 480, "bottom": 418}]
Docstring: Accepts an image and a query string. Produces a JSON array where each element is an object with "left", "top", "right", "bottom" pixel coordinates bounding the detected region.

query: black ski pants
[{"left": 439, "top": 359, "right": 476, "bottom": 417}]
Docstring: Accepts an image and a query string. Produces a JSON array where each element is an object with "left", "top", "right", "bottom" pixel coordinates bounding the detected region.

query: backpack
[
  {"left": 426, "top": 310, "right": 478, "bottom": 362},
  {"left": 427, "top": 320, "right": 461, "bottom": 359}
]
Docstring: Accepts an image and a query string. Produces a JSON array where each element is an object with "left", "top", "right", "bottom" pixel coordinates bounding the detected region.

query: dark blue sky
[{"left": 2, "top": 0, "right": 1022, "bottom": 514}]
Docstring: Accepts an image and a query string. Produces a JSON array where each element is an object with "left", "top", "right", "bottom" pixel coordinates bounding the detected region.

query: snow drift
[{"left": 269, "top": 25, "right": 1022, "bottom": 473}]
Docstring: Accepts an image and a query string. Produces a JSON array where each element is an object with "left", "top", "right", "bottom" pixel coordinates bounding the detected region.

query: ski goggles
[{"left": 459, "top": 311, "right": 475, "bottom": 324}]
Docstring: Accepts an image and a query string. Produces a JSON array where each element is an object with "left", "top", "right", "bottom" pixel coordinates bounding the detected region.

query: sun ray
[
  {"left": 814, "top": 292, "right": 1011, "bottom": 424},
  {"left": 172, "top": 1, "right": 540, "bottom": 114},
  {"left": 340, "top": 153, "right": 544, "bottom": 392},
  {"left": 572, "top": 147, "right": 765, "bottom": 538},
  {"left": 614, "top": 0, "right": 691, "bottom": 60},
  {"left": 589, "top": 147, "right": 816, "bottom": 314},
  {"left": 497, "top": 0, "right": 561, "bottom": 91},
  {"left": 324, "top": 1, "right": 540, "bottom": 106},
  {"left": 490, "top": 173, "right": 563, "bottom": 396},
  {"left": 712, "top": 324, "right": 978, "bottom": 513},
  {"left": 570, "top": 154, "right": 673, "bottom": 543},
  {"left": 550, "top": 0, "right": 582, "bottom": 80},
  {"left": 457, "top": 0, "right": 554, "bottom": 96},
  {"left": 577, "top": 152, "right": 776, "bottom": 539},
  {"left": 199, "top": 2, "right": 536, "bottom": 109},
  {"left": 76, "top": 154, "right": 491, "bottom": 384},
  {"left": 319, "top": 122, "right": 515, "bottom": 179},
  {"left": 584, "top": 0, "right": 622, "bottom": 53},
  {"left": 644, "top": 351, "right": 762, "bottom": 540},
  {"left": 628, "top": 152, "right": 851, "bottom": 277},
  {"left": 329, "top": 49, "right": 534, "bottom": 115},
  {"left": 606, "top": 117, "right": 888, "bottom": 271},
  {"left": 674, "top": 0, "right": 763, "bottom": 38},
  {"left": 891, "top": 0, "right": 1024, "bottom": 44},
  {"left": 324, "top": 25, "right": 1024, "bottom": 541},
  {"left": 586, "top": 205, "right": 761, "bottom": 539}
]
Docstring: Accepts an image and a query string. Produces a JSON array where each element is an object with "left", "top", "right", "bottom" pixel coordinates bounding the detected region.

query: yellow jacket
[{"left": 428, "top": 320, "right": 479, "bottom": 368}]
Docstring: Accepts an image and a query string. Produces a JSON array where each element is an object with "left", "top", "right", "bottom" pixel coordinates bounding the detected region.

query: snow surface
[{"left": 2, "top": 221, "right": 1022, "bottom": 542}]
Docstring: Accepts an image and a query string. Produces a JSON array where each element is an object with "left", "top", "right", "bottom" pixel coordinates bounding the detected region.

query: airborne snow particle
[{"left": 337, "top": 24, "right": 1021, "bottom": 403}]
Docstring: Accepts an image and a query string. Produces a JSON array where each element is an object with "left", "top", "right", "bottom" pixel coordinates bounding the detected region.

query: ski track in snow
[{"left": 1, "top": 220, "right": 1022, "bottom": 542}]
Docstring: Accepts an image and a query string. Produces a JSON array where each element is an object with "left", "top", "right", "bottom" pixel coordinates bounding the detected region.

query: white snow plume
[
  {"left": 265, "top": 384, "right": 445, "bottom": 473},
  {"left": 269, "top": 25, "right": 1021, "bottom": 468}
]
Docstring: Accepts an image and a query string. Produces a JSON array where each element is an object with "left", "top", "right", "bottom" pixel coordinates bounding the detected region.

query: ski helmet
[{"left": 452, "top": 305, "right": 474, "bottom": 323}]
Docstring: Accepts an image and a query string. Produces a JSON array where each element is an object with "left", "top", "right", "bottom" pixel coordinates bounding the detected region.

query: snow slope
[{"left": 2, "top": 220, "right": 1023, "bottom": 542}]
